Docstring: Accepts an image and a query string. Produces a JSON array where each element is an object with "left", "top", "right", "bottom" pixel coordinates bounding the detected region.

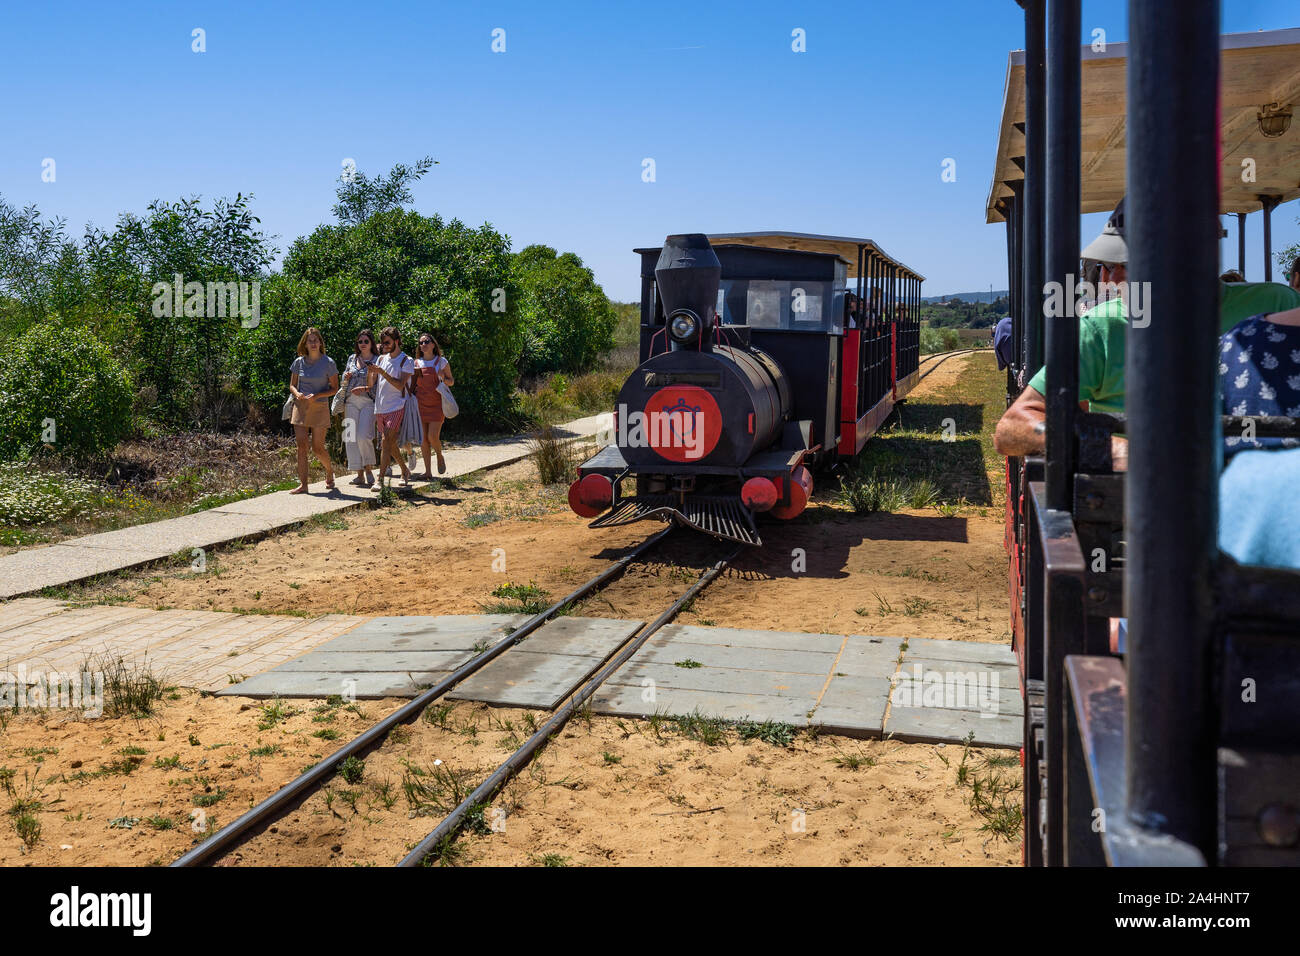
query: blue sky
[{"left": 2, "top": 0, "right": 1297, "bottom": 301}]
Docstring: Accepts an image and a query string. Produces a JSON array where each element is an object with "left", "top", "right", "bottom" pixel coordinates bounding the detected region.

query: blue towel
[{"left": 1219, "top": 447, "right": 1300, "bottom": 571}]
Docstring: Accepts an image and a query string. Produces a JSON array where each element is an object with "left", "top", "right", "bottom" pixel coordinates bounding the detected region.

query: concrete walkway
[
  {"left": 0, "top": 414, "right": 605, "bottom": 600},
  {"left": 0, "top": 600, "right": 1020, "bottom": 748}
]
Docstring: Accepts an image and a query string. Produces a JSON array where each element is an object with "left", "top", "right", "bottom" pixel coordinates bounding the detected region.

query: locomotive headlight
[{"left": 668, "top": 310, "right": 700, "bottom": 343}]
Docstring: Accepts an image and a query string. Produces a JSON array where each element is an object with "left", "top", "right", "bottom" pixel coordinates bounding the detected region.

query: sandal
[
  {"left": 289, "top": 485, "right": 308, "bottom": 495},
  {"left": 437, "top": 457, "right": 447, "bottom": 475}
]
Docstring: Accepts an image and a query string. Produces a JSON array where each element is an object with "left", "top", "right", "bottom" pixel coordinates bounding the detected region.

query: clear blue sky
[{"left": 2, "top": 0, "right": 1296, "bottom": 301}]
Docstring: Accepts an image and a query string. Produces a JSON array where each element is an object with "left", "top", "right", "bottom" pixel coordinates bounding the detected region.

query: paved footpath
[{"left": 0, "top": 414, "right": 604, "bottom": 601}]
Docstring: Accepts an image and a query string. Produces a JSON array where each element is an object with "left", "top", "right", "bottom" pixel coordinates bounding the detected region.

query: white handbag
[{"left": 437, "top": 381, "right": 459, "bottom": 419}]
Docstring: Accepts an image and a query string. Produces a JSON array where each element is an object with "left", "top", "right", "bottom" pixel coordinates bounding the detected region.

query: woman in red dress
[{"left": 412, "top": 332, "right": 454, "bottom": 477}]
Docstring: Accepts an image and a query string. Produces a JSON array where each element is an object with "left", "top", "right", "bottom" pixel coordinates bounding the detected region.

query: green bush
[
  {"left": 0, "top": 320, "right": 134, "bottom": 460},
  {"left": 239, "top": 210, "right": 522, "bottom": 430},
  {"left": 514, "top": 245, "right": 617, "bottom": 377}
]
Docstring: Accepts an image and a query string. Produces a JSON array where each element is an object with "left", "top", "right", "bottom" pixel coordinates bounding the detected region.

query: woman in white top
[
  {"left": 341, "top": 328, "right": 379, "bottom": 486},
  {"left": 412, "top": 332, "right": 455, "bottom": 477}
]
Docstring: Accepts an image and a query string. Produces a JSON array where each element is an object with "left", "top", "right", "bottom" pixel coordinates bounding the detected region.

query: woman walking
[
  {"left": 412, "top": 332, "right": 454, "bottom": 477},
  {"left": 288, "top": 327, "right": 339, "bottom": 494},
  {"left": 341, "top": 328, "right": 379, "bottom": 486},
  {"left": 367, "top": 326, "right": 414, "bottom": 488}
]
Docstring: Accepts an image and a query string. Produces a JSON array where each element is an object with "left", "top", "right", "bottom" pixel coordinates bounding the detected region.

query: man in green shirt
[{"left": 994, "top": 199, "right": 1300, "bottom": 460}]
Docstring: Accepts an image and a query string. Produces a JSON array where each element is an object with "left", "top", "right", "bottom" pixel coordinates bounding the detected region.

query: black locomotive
[{"left": 569, "top": 231, "right": 924, "bottom": 545}]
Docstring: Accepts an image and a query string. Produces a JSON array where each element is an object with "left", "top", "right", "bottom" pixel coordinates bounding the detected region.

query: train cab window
[
  {"left": 746, "top": 280, "right": 786, "bottom": 329},
  {"left": 716, "top": 278, "right": 843, "bottom": 334}
]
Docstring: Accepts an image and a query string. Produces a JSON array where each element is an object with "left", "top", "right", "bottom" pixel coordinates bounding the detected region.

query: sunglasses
[{"left": 419, "top": 339, "right": 432, "bottom": 345}]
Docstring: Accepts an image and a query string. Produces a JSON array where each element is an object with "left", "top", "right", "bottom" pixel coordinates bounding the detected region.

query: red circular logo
[{"left": 641, "top": 386, "right": 723, "bottom": 462}]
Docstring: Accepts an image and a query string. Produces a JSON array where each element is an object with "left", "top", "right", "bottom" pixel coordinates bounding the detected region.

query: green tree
[
  {"left": 513, "top": 245, "right": 617, "bottom": 377},
  {"left": 0, "top": 319, "right": 134, "bottom": 460},
  {"left": 242, "top": 188, "right": 522, "bottom": 427}
]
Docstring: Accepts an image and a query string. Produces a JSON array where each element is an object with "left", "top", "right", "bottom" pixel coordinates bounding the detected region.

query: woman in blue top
[
  {"left": 1218, "top": 307, "right": 1300, "bottom": 569},
  {"left": 288, "top": 327, "right": 339, "bottom": 494}
]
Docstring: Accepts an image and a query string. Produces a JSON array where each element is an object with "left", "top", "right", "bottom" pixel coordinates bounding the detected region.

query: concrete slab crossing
[{"left": 0, "top": 600, "right": 1022, "bottom": 747}]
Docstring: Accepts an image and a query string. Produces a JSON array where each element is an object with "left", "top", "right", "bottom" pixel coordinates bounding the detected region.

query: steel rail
[
  {"left": 398, "top": 545, "right": 740, "bottom": 866},
  {"left": 171, "top": 526, "right": 674, "bottom": 867}
]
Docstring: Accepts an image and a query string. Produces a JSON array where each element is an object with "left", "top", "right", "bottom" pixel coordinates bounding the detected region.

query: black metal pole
[
  {"left": 1262, "top": 196, "right": 1278, "bottom": 280},
  {"left": 1236, "top": 211, "right": 1246, "bottom": 277},
  {"left": 1044, "top": 0, "right": 1080, "bottom": 512},
  {"left": 1125, "top": 0, "right": 1218, "bottom": 853},
  {"left": 1024, "top": 0, "right": 1047, "bottom": 377}
]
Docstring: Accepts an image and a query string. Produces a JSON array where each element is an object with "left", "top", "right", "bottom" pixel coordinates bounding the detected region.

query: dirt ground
[
  {"left": 1, "top": 352, "right": 1021, "bottom": 866},
  {"left": 0, "top": 697, "right": 1019, "bottom": 867}
]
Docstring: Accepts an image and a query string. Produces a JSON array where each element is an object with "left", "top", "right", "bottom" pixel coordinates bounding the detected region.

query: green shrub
[
  {"left": 514, "top": 245, "right": 617, "bottom": 377},
  {"left": 0, "top": 320, "right": 133, "bottom": 460},
  {"left": 239, "top": 210, "right": 523, "bottom": 430}
]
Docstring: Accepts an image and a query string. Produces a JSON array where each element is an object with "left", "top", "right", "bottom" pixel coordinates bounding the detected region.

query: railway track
[
  {"left": 916, "top": 346, "right": 982, "bottom": 384},
  {"left": 399, "top": 545, "right": 737, "bottom": 865},
  {"left": 170, "top": 529, "right": 737, "bottom": 867},
  {"left": 171, "top": 526, "right": 676, "bottom": 867}
]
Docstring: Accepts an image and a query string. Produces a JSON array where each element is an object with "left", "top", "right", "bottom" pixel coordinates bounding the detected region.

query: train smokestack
[{"left": 656, "top": 233, "right": 721, "bottom": 351}]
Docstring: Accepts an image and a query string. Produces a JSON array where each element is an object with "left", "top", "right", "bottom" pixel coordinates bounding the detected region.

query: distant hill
[{"left": 922, "top": 290, "right": 1009, "bottom": 304}]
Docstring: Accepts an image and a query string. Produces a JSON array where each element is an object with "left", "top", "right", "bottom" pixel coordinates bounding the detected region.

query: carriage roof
[{"left": 986, "top": 26, "right": 1300, "bottom": 222}]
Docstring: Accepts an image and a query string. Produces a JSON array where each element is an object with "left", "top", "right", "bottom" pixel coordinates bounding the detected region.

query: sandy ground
[
  {"left": 0, "top": 696, "right": 1018, "bottom": 866},
  {"left": 0, "top": 352, "right": 1021, "bottom": 866},
  {"left": 0, "top": 691, "right": 405, "bottom": 866}
]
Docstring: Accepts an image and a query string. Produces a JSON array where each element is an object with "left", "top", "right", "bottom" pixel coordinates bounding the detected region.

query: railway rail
[
  {"left": 171, "top": 526, "right": 676, "bottom": 867},
  {"left": 169, "top": 529, "right": 737, "bottom": 867}
]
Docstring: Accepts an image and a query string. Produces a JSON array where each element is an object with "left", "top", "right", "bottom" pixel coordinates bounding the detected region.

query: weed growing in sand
[
  {"left": 484, "top": 580, "right": 551, "bottom": 615},
  {"left": 830, "top": 752, "right": 878, "bottom": 770},
  {"left": 314, "top": 728, "right": 341, "bottom": 741},
  {"left": 670, "top": 711, "right": 730, "bottom": 747},
  {"left": 902, "top": 596, "right": 937, "bottom": 617},
  {"left": 736, "top": 719, "right": 796, "bottom": 748},
  {"left": 954, "top": 734, "right": 1022, "bottom": 840},
  {"left": 248, "top": 745, "right": 281, "bottom": 758},
  {"left": 144, "top": 815, "right": 176, "bottom": 831},
  {"left": 935, "top": 498, "right": 966, "bottom": 518},
  {"left": 528, "top": 424, "right": 578, "bottom": 486},
  {"left": 95, "top": 653, "right": 165, "bottom": 718},
  {"left": 14, "top": 813, "right": 40, "bottom": 848},
  {"left": 423, "top": 703, "right": 455, "bottom": 729},
  {"left": 531, "top": 852, "right": 572, "bottom": 867},
  {"left": 337, "top": 756, "right": 365, "bottom": 785},
  {"left": 194, "top": 787, "right": 228, "bottom": 807},
  {"left": 602, "top": 751, "right": 622, "bottom": 765},
  {"left": 402, "top": 762, "right": 476, "bottom": 818},
  {"left": 257, "top": 698, "right": 297, "bottom": 730}
]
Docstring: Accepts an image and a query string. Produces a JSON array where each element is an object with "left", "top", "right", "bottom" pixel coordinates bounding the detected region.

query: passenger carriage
[{"left": 992, "top": 6, "right": 1300, "bottom": 866}]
